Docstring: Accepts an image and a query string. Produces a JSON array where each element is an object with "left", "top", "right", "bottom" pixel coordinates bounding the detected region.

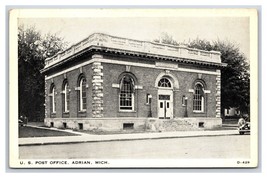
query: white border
[{"left": 7, "top": 7, "right": 259, "bottom": 170}]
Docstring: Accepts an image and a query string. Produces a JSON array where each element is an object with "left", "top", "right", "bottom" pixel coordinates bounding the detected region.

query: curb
[
  {"left": 24, "top": 125, "right": 85, "bottom": 136},
  {"left": 19, "top": 131, "right": 239, "bottom": 146}
]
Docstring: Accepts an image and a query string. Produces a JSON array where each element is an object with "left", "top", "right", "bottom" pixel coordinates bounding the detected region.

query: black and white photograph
[{"left": 9, "top": 8, "right": 258, "bottom": 168}]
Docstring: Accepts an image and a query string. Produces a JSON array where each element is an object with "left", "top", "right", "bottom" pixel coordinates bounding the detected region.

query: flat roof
[{"left": 43, "top": 33, "right": 225, "bottom": 70}]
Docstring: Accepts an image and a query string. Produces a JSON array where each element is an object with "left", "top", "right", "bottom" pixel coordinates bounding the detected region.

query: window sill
[
  {"left": 117, "top": 111, "right": 137, "bottom": 117},
  {"left": 157, "top": 87, "right": 173, "bottom": 90},
  {"left": 62, "top": 112, "right": 70, "bottom": 118},
  {"left": 78, "top": 111, "right": 87, "bottom": 117},
  {"left": 193, "top": 111, "right": 205, "bottom": 113},
  {"left": 119, "top": 110, "right": 136, "bottom": 113}
]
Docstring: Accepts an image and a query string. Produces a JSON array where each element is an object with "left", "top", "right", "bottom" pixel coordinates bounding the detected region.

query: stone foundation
[
  {"left": 44, "top": 117, "right": 222, "bottom": 132},
  {"left": 183, "top": 117, "right": 222, "bottom": 129}
]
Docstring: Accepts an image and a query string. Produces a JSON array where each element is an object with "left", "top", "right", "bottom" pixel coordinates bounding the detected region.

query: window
[
  {"left": 63, "top": 122, "right": 67, "bottom": 129},
  {"left": 146, "top": 94, "right": 152, "bottom": 104},
  {"left": 193, "top": 83, "right": 204, "bottom": 112},
  {"left": 123, "top": 123, "right": 134, "bottom": 130},
  {"left": 198, "top": 122, "right": 204, "bottom": 128},
  {"left": 50, "top": 84, "right": 56, "bottom": 113},
  {"left": 119, "top": 75, "right": 134, "bottom": 111},
  {"left": 182, "top": 95, "right": 186, "bottom": 106},
  {"left": 158, "top": 78, "right": 171, "bottom": 88},
  {"left": 63, "top": 81, "right": 70, "bottom": 112},
  {"left": 78, "top": 123, "right": 83, "bottom": 130},
  {"left": 79, "top": 77, "right": 87, "bottom": 111}
]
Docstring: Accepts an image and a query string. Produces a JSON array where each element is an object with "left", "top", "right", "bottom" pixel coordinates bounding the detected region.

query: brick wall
[
  {"left": 102, "top": 58, "right": 218, "bottom": 118},
  {"left": 45, "top": 63, "right": 93, "bottom": 118},
  {"left": 45, "top": 53, "right": 219, "bottom": 120}
]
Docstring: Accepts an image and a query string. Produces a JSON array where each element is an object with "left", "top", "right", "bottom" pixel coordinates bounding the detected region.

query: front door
[{"left": 158, "top": 91, "right": 173, "bottom": 119}]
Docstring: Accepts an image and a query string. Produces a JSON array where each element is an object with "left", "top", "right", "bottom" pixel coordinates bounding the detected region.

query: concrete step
[{"left": 161, "top": 119, "right": 200, "bottom": 131}]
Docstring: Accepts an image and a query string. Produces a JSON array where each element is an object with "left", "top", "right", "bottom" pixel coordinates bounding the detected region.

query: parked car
[
  {"left": 18, "top": 119, "right": 24, "bottom": 126},
  {"left": 18, "top": 115, "right": 27, "bottom": 126},
  {"left": 238, "top": 117, "right": 250, "bottom": 135}
]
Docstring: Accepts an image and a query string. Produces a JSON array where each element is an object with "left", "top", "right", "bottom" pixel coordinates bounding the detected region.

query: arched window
[
  {"left": 62, "top": 81, "right": 70, "bottom": 112},
  {"left": 119, "top": 75, "right": 135, "bottom": 111},
  {"left": 158, "top": 77, "right": 172, "bottom": 88},
  {"left": 50, "top": 84, "right": 56, "bottom": 113},
  {"left": 79, "top": 77, "right": 87, "bottom": 111},
  {"left": 193, "top": 83, "right": 205, "bottom": 112}
]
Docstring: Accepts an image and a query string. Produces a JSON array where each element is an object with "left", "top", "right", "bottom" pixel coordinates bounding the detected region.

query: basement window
[
  {"left": 78, "top": 123, "right": 83, "bottom": 130},
  {"left": 123, "top": 123, "right": 134, "bottom": 130},
  {"left": 63, "top": 122, "right": 67, "bottom": 129},
  {"left": 198, "top": 122, "right": 204, "bottom": 128},
  {"left": 50, "top": 122, "right": 54, "bottom": 127}
]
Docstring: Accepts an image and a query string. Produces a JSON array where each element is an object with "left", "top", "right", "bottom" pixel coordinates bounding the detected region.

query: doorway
[{"left": 158, "top": 90, "right": 173, "bottom": 119}]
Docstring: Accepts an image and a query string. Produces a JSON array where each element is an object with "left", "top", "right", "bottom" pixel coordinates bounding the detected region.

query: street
[{"left": 19, "top": 135, "right": 250, "bottom": 159}]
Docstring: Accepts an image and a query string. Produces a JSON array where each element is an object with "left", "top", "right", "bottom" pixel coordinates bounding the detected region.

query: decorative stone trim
[
  {"left": 134, "top": 85, "right": 143, "bottom": 90},
  {"left": 204, "top": 90, "right": 211, "bottom": 94},
  {"left": 45, "top": 80, "right": 48, "bottom": 118},
  {"left": 112, "top": 83, "right": 120, "bottom": 88},
  {"left": 188, "top": 89, "right": 194, "bottom": 93},
  {"left": 44, "top": 33, "right": 223, "bottom": 70},
  {"left": 44, "top": 58, "right": 221, "bottom": 80},
  {"left": 92, "top": 60, "right": 104, "bottom": 118},
  {"left": 215, "top": 72, "right": 221, "bottom": 118}
]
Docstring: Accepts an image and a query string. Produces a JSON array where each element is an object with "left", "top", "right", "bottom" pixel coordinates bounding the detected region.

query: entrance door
[
  {"left": 157, "top": 77, "right": 173, "bottom": 119},
  {"left": 158, "top": 94, "right": 172, "bottom": 119}
]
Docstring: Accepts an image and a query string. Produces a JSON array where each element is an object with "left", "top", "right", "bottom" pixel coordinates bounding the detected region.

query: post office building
[{"left": 41, "top": 33, "right": 226, "bottom": 132}]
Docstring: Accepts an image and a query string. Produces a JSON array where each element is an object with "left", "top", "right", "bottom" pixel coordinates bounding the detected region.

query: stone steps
[{"left": 161, "top": 119, "right": 200, "bottom": 131}]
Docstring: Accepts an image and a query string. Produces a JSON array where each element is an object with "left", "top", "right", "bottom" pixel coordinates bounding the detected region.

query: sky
[{"left": 18, "top": 13, "right": 250, "bottom": 59}]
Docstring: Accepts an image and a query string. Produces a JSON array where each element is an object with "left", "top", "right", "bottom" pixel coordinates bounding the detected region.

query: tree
[
  {"left": 153, "top": 35, "right": 250, "bottom": 116},
  {"left": 18, "top": 25, "right": 68, "bottom": 121},
  {"left": 153, "top": 32, "right": 178, "bottom": 46},
  {"left": 188, "top": 39, "right": 250, "bottom": 116}
]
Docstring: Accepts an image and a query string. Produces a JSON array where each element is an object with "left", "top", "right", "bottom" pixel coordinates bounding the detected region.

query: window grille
[
  {"left": 63, "top": 82, "right": 70, "bottom": 112},
  {"left": 50, "top": 85, "right": 56, "bottom": 113},
  {"left": 158, "top": 78, "right": 171, "bottom": 88},
  {"left": 119, "top": 76, "right": 134, "bottom": 111},
  {"left": 193, "top": 84, "right": 204, "bottom": 112},
  {"left": 79, "top": 78, "right": 87, "bottom": 111}
]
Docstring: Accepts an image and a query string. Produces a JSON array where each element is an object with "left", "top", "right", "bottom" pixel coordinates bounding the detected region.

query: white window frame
[
  {"left": 79, "top": 78, "right": 87, "bottom": 111},
  {"left": 193, "top": 83, "right": 205, "bottom": 113},
  {"left": 63, "top": 82, "right": 69, "bottom": 113},
  {"left": 51, "top": 86, "right": 56, "bottom": 113},
  {"left": 158, "top": 77, "right": 172, "bottom": 88},
  {"left": 119, "top": 76, "right": 135, "bottom": 112}
]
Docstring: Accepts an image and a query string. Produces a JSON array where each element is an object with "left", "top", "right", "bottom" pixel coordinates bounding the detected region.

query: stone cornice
[{"left": 42, "top": 33, "right": 226, "bottom": 73}]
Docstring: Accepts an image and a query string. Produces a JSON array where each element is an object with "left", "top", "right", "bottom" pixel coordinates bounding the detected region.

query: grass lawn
[{"left": 19, "top": 126, "right": 79, "bottom": 138}]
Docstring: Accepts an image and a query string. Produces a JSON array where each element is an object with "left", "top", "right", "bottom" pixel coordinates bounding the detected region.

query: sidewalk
[{"left": 19, "top": 124, "right": 239, "bottom": 146}]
